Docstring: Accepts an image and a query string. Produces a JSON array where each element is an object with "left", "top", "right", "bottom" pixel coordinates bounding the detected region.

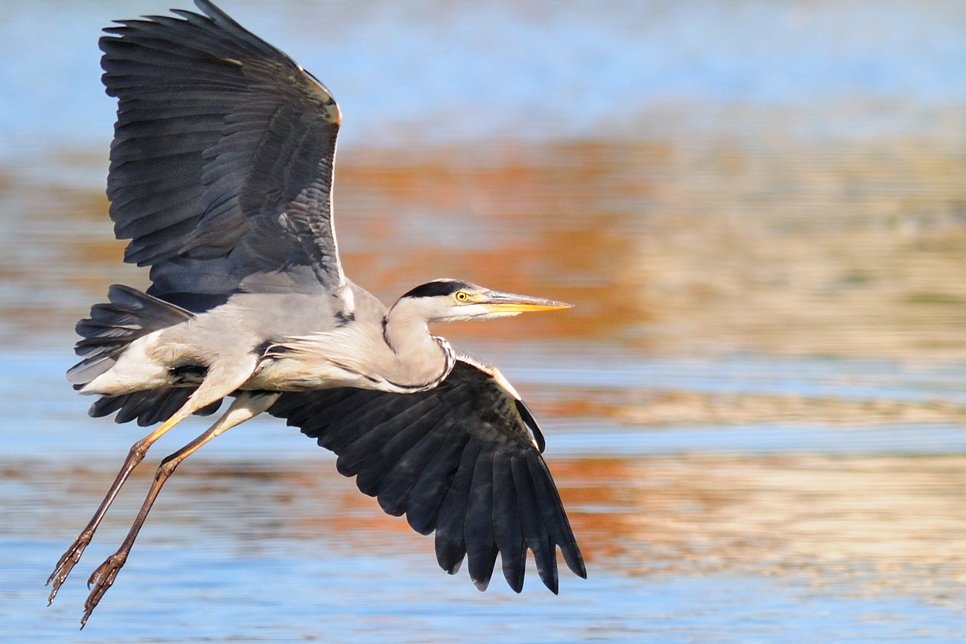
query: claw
[
  {"left": 80, "top": 552, "right": 127, "bottom": 629},
  {"left": 46, "top": 533, "right": 93, "bottom": 605}
]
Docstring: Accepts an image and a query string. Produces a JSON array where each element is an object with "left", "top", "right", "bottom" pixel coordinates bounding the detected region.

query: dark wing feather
[
  {"left": 491, "top": 454, "right": 526, "bottom": 592},
  {"left": 434, "top": 437, "right": 481, "bottom": 575},
  {"left": 100, "top": 0, "right": 344, "bottom": 311},
  {"left": 268, "top": 359, "right": 587, "bottom": 593},
  {"left": 90, "top": 388, "right": 222, "bottom": 427},
  {"left": 464, "top": 449, "right": 499, "bottom": 590}
]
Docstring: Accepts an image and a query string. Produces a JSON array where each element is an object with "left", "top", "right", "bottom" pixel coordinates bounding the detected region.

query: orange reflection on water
[
  {"left": 333, "top": 143, "right": 652, "bottom": 340},
  {"left": 539, "top": 386, "right": 966, "bottom": 429},
  {"left": 558, "top": 454, "right": 966, "bottom": 605},
  {"left": 15, "top": 453, "right": 966, "bottom": 605},
  {"left": 6, "top": 134, "right": 966, "bottom": 356}
]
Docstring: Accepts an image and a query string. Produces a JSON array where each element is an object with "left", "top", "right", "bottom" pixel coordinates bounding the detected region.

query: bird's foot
[
  {"left": 80, "top": 551, "right": 127, "bottom": 629},
  {"left": 46, "top": 532, "right": 93, "bottom": 605}
]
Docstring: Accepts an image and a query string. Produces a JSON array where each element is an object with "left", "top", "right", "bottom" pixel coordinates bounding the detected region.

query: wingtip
[
  {"left": 566, "top": 549, "right": 588, "bottom": 579},
  {"left": 540, "top": 566, "right": 560, "bottom": 595},
  {"left": 503, "top": 563, "right": 525, "bottom": 593}
]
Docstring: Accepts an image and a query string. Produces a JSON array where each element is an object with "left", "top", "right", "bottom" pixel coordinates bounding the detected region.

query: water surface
[{"left": 2, "top": 1, "right": 966, "bottom": 641}]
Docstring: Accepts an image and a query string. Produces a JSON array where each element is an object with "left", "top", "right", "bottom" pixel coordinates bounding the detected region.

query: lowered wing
[
  {"left": 100, "top": 0, "right": 344, "bottom": 311},
  {"left": 268, "top": 359, "right": 586, "bottom": 593}
]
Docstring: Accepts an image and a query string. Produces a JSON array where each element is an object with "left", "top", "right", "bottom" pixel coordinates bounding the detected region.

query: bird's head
[{"left": 396, "top": 279, "right": 572, "bottom": 323}]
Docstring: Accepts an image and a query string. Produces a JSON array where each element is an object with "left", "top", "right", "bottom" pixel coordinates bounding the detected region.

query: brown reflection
[
  {"left": 0, "top": 160, "right": 142, "bottom": 346},
  {"left": 10, "top": 454, "right": 966, "bottom": 604},
  {"left": 539, "top": 387, "right": 966, "bottom": 428},
  {"left": 332, "top": 143, "right": 651, "bottom": 340},
  {"left": 6, "top": 131, "right": 966, "bottom": 356},
  {"left": 627, "top": 138, "right": 966, "bottom": 358},
  {"left": 328, "top": 136, "right": 966, "bottom": 356},
  {"left": 557, "top": 454, "right": 966, "bottom": 607}
]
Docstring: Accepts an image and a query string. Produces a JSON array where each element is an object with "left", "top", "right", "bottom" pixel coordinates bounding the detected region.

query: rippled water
[
  {"left": 3, "top": 0, "right": 966, "bottom": 641},
  {"left": 5, "top": 355, "right": 966, "bottom": 642}
]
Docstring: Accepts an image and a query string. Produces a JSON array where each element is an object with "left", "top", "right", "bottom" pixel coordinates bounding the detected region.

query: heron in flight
[{"left": 47, "top": 0, "right": 585, "bottom": 628}]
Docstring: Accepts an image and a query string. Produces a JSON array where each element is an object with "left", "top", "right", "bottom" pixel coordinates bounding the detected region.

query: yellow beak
[{"left": 478, "top": 290, "right": 573, "bottom": 313}]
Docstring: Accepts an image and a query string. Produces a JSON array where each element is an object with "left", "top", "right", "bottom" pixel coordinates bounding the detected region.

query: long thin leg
[
  {"left": 48, "top": 358, "right": 258, "bottom": 605},
  {"left": 47, "top": 413, "right": 185, "bottom": 604},
  {"left": 80, "top": 391, "right": 279, "bottom": 628}
]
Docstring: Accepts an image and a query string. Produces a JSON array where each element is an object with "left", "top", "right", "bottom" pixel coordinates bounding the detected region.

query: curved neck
[{"left": 383, "top": 297, "right": 452, "bottom": 389}]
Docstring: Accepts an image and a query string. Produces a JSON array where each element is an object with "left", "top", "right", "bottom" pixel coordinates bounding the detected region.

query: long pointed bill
[{"left": 478, "top": 290, "right": 573, "bottom": 313}]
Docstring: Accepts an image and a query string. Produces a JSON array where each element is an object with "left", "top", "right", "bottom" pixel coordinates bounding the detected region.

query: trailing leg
[
  {"left": 80, "top": 391, "right": 280, "bottom": 628},
  {"left": 48, "top": 357, "right": 259, "bottom": 605}
]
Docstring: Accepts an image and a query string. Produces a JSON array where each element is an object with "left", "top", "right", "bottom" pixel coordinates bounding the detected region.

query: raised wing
[
  {"left": 100, "top": 0, "right": 344, "bottom": 311},
  {"left": 268, "top": 359, "right": 586, "bottom": 593}
]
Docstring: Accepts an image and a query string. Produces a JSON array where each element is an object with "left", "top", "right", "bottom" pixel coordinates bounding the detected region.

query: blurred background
[{"left": 3, "top": 0, "right": 966, "bottom": 641}]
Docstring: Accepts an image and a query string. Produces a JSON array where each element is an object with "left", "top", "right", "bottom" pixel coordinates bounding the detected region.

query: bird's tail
[
  {"left": 65, "top": 285, "right": 226, "bottom": 427},
  {"left": 67, "top": 284, "right": 193, "bottom": 389}
]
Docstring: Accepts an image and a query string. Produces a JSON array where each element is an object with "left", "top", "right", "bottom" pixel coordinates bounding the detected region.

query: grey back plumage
[{"left": 100, "top": 0, "right": 344, "bottom": 311}]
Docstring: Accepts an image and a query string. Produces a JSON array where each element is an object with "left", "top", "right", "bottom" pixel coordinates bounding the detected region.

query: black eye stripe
[{"left": 402, "top": 280, "right": 471, "bottom": 299}]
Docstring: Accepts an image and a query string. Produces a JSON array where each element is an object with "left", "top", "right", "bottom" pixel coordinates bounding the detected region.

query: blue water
[
  {"left": 3, "top": 1, "right": 966, "bottom": 641},
  {"left": 3, "top": 0, "right": 966, "bottom": 161},
  {"left": 4, "top": 540, "right": 964, "bottom": 643},
  {"left": 506, "top": 349, "right": 966, "bottom": 405},
  {"left": 5, "top": 350, "right": 966, "bottom": 461},
  {"left": 3, "top": 348, "right": 966, "bottom": 641}
]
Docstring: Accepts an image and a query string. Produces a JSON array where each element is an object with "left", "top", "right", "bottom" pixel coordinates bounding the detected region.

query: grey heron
[{"left": 47, "top": 0, "right": 586, "bottom": 627}]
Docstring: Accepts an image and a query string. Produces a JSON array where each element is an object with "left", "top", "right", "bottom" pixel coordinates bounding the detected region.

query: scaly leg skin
[
  {"left": 47, "top": 428, "right": 171, "bottom": 604},
  {"left": 81, "top": 552, "right": 127, "bottom": 627},
  {"left": 79, "top": 392, "right": 278, "bottom": 629},
  {"left": 51, "top": 358, "right": 259, "bottom": 614}
]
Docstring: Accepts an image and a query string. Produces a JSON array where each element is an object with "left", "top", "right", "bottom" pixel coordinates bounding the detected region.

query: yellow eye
[{"left": 455, "top": 291, "right": 469, "bottom": 302}]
